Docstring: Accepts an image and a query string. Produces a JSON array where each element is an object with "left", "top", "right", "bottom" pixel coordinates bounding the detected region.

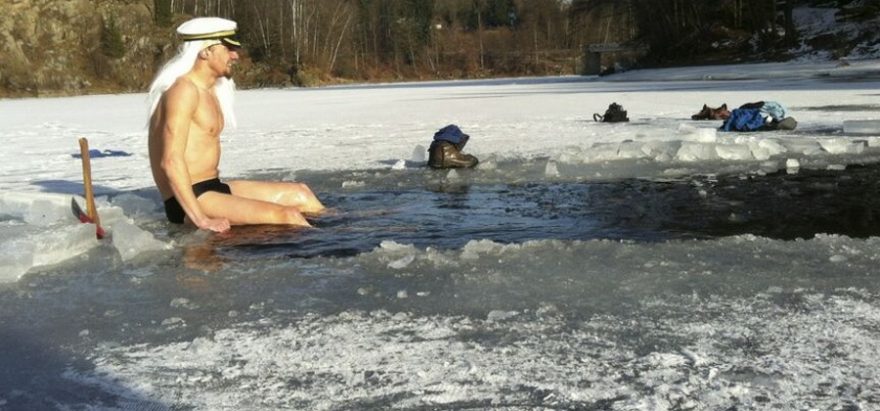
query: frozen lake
[{"left": 2, "top": 61, "right": 880, "bottom": 409}]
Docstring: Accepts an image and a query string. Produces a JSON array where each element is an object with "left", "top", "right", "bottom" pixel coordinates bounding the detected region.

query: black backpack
[{"left": 594, "top": 103, "right": 629, "bottom": 123}]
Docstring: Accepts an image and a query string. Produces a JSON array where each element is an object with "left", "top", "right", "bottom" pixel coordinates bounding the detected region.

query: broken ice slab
[
  {"left": 676, "top": 142, "right": 719, "bottom": 162},
  {"left": 0, "top": 191, "right": 85, "bottom": 226},
  {"left": 110, "top": 193, "right": 161, "bottom": 218},
  {"left": 411, "top": 145, "right": 427, "bottom": 162},
  {"left": 677, "top": 123, "right": 717, "bottom": 142},
  {"left": 843, "top": 120, "right": 880, "bottom": 135},
  {"left": 616, "top": 140, "right": 647, "bottom": 159},
  {"left": 715, "top": 144, "right": 753, "bottom": 161},
  {"left": 111, "top": 220, "right": 170, "bottom": 262},
  {"left": 544, "top": 160, "right": 560, "bottom": 177},
  {"left": 0, "top": 222, "right": 99, "bottom": 283},
  {"left": 818, "top": 138, "right": 867, "bottom": 154},
  {"left": 784, "top": 139, "right": 825, "bottom": 156}
]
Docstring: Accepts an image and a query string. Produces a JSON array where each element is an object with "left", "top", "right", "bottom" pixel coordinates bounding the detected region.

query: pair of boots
[
  {"left": 765, "top": 117, "right": 798, "bottom": 131},
  {"left": 428, "top": 141, "right": 478, "bottom": 169}
]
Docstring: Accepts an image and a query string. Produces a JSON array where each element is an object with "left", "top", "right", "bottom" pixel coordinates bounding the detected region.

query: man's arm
[{"left": 159, "top": 81, "right": 230, "bottom": 232}]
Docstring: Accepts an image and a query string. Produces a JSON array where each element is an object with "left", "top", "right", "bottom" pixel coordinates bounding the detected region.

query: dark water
[
  {"left": 216, "top": 163, "right": 880, "bottom": 259},
  {"left": 3, "top": 164, "right": 880, "bottom": 410}
]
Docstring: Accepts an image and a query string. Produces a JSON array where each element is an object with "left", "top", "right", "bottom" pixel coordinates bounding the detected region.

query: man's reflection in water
[
  {"left": 182, "top": 242, "right": 226, "bottom": 273},
  {"left": 178, "top": 225, "right": 307, "bottom": 274}
]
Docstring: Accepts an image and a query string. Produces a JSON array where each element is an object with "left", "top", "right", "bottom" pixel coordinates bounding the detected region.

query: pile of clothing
[
  {"left": 720, "top": 101, "right": 797, "bottom": 132},
  {"left": 427, "top": 124, "right": 479, "bottom": 169}
]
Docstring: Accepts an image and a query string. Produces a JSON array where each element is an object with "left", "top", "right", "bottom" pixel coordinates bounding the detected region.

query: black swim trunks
[{"left": 163, "top": 178, "right": 232, "bottom": 224}]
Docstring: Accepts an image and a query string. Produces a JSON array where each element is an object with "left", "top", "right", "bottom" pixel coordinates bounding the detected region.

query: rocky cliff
[{"left": 0, "top": 0, "right": 174, "bottom": 97}]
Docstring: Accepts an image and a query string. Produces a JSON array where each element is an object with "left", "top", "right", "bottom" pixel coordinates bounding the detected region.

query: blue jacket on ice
[{"left": 720, "top": 108, "right": 767, "bottom": 132}]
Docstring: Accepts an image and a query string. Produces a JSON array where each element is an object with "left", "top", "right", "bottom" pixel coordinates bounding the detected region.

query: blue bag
[{"left": 433, "top": 124, "right": 470, "bottom": 147}]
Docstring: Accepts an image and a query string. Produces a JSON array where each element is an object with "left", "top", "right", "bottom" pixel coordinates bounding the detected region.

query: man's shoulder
[
  {"left": 167, "top": 77, "right": 198, "bottom": 94},
  {"left": 163, "top": 77, "right": 200, "bottom": 107}
]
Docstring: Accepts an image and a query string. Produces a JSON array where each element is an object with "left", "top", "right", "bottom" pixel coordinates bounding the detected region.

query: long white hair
[{"left": 147, "top": 41, "right": 237, "bottom": 129}]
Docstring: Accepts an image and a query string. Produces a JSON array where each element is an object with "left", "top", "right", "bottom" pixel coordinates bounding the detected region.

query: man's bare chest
[{"left": 192, "top": 96, "right": 224, "bottom": 136}]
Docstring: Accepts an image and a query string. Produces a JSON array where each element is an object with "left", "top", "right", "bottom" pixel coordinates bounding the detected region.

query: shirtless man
[{"left": 147, "top": 17, "right": 324, "bottom": 232}]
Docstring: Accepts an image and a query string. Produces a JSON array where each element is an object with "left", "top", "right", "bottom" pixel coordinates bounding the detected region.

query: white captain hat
[{"left": 176, "top": 17, "right": 241, "bottom": 48}]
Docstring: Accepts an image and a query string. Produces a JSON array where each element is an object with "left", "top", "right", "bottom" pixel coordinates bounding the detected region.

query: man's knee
[
  {"left": 273, "top": 206, "right": 310, "bottom": 227},
  {"left": 292, "top": 182, "right": 311, "bottom": 192},
  {"left": 290, "top": 182, "right": 316, "bottom": 199},
  {"left": 284, "top": 183, "right": 324, "bottom": 212}
]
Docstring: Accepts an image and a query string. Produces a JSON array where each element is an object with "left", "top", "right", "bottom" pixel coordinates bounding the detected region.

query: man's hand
[{"left": 196, "top": 217, "right": 231, "bottom": 233}]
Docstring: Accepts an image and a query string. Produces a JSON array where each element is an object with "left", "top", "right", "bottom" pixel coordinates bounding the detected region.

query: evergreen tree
[
  {"left": 406, "top": 0, "right": 435, "bottom": 45},
  {"left": 100, "top": 16, "right": 125, "bottom": 59},
  {"left": 155, "top": 0, "right": 173, "bottom": 28}
]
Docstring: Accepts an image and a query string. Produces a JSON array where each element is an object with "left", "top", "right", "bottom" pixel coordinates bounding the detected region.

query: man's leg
[
  {"left": 197, "top": 191, "right": 311, "bottom": 226},
  {"left": 227, "top": 180, "right": 325, "bottom": 214}
]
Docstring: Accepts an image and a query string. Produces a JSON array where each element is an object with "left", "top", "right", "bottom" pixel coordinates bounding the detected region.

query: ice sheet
[{"left": 2, "top": 55, "right": 880, "bottom": 410}]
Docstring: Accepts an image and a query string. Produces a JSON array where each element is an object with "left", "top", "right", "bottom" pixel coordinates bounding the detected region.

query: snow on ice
[{"left": 2, "top": 46, "right": 880, "bottom": 409}]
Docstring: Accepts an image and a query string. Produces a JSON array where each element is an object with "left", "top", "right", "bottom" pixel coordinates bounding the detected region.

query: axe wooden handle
[{"left": 78, "top": 138, "right": 101, "bottom": 226}]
